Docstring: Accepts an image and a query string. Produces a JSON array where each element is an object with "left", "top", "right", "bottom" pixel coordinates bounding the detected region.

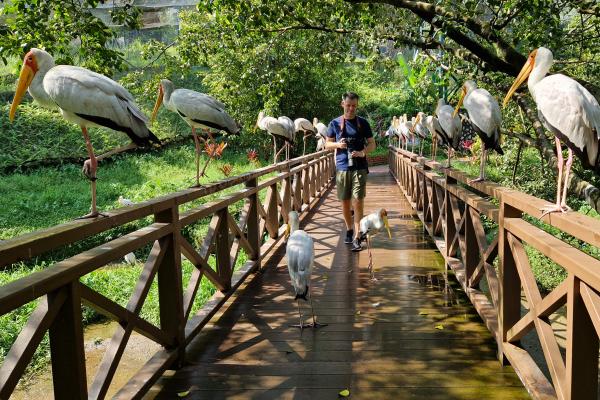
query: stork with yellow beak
[
  {"left": 10, "top": 48, "right": 160, "bottom": 218},
  {"left": 359, "top": 208, "right": 392, "bottom": 280},
  {"left": 151, "top": 79, "right": 239, "bottom": 186},
  {"left": 411, "top": 112, "right": 430, "bottom": 156},
  {"left": 453, "top": 80, "right": 503, "bottom": 182},
  {"left": 504, "top": 47, "right": 600, "bottom": 215},
  {"left": 285, "top": 211, "right": 326, "bottom": 329}
]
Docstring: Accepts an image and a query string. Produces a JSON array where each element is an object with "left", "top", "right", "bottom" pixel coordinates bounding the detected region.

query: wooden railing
[
  {"left": 0, "top": 150, "right": 334, "bottom": 399},
  {"left": 389, "top": 146, "right": 600, "bottom": 400}
]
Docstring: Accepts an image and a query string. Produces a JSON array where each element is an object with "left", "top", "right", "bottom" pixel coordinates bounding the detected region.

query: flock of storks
[{"left": 6, "top": 46, "right": 600, "bottom": 328}]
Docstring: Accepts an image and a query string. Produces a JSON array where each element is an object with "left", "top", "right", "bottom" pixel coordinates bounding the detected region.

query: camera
[{"left": 344, "top": 137, "right": 364, "bottom": 167}]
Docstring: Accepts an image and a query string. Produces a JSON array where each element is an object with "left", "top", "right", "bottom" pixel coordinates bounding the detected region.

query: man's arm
[
  {"left": 326, "top": 136, "right": 347, "bottom": 150},
  {"left": 351, "top": 137, "right": 375, "bottom": 158}
]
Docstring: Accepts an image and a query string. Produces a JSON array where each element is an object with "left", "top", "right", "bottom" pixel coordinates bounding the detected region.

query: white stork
[
  {"left": 9, "top": 48, "right": 160, "bottom": 218},
  {"left": 436, "top": 98, "right": 462, "bottom": 167},
  {"left": 359, "top": 208, "right": 392, "bottom": 280},
  {"left": 504, "top": 47, "right": 600, "bottom": 215},
  {"left": 313, "top": 117, "right": 328, "bottom": 152},
  {"left": 294, "top": 118, "right": 315, "bottom": 155},
  {"left": 257, "top": 111, "right": 295, "bottom": 163},
  {"left": 399, "top": 114, "right": 414, "bottom": 151},
  {"left": 454, "top": 80, "right": 503, "bottom": 182},
  {"left": 412, "top": 112, "right": 430, "bottom": 156},
  {"left": 285, "top": 211, "right": 326, "bottom": 329},
  {"left": 151, "top": 79, "right": 239, "bottom": 186}
]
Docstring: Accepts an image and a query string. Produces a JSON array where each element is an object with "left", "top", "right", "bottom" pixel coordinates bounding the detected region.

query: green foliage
[{"left": 0, "top": 0, "right": 141, "bottom": 75}]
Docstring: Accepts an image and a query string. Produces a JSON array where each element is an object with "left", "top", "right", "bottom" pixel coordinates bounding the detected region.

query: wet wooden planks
[{"left": 146, "top": 166, "right": 529, "bottom": 399}]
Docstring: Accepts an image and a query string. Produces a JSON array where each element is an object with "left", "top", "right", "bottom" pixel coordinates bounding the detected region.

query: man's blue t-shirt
[{"left": 326, "top": 116, "right": 373, "bottom": 171}]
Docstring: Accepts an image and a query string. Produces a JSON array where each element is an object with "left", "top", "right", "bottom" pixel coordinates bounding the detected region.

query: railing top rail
[
  {"left": 390, "top": 146, "right": 600, "bottom": 249},
  {"left": 0, "top": 150, "right": 331, "bottom": 268}
]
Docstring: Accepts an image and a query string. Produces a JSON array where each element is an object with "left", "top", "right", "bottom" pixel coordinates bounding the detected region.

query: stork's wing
[
  {"left": 464, "top": 88, "right": 502, "bottom": 136},
  {"left": 437, "top": 105, "right": 462, "bottom": 142},
  {"left": 294, "top": 118, "right": 315, "bottom": 133},
  {"left": 535, "top": 74, "right": 600, "bottom": 164},
  {"left": 171, "top": 89, "right": 238, "bottom": 134},
  {"left": 44, "top": 65, "right": 157, "bottom": 144}
]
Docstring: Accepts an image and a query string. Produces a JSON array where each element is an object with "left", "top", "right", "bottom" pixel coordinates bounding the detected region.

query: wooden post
[
  {"left": 464, "top": 205, "right": 479, "bottom": 281},
  {"left": 215, "top": 208, "right": 232, "bottom": 290},
  {"left": 245, "top": 177, "right": 260, "bottom": 262},
  {"left": 154, "top": 206, "right": 185, "bottom": 364},
  {"left": 302, "top": 160, "right": 310, "bottom": 205},
  {"left": 266, "top": 184, "right": 279, "bottom": 238},
  {"left": 566, "top": 276, "right": 599, "bottom": 399},
  {"left": 48, "top": 283, "right": 87, "bottom": 399},
  {"left": 444, "top": 176, "right": 457, "bottom": 266},
  {"left": 498, "top": 200, "right": 522, "bottom": 364}
]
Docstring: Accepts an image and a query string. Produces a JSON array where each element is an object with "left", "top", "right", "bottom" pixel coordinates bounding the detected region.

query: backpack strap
[{"left": 339, "top": 116, "right": 361, "bottom": 137}]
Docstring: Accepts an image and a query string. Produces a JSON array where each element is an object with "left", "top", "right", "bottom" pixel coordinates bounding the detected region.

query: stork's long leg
[
  {"left": 273, "top": 136, "right": 278, "bottom": 164},
  {"left": 469, "top": 146, "right": 487, "bottom": 183},
  {"left": 80, "top": 126, "right": 101, "bottom": 219},
  {"left": 274, "top": 142, "right": 287, "bottom": 162},
  {"left": 446, "top": 146, "right": 452, "bottom": 168},
  {"left": 366, "top": 235, "right": 377, "bottom": 281},
  {"left": 541, "top": 137, "right": 566, "bottom": 217},
  {"left": 307, "top": 295, "right": 328, "bottom": 328},
  {"left": 291, "top": 299, "right": 305, "bottom": 329},
  {"left": 191, "top": 127, "right": 204, "bottom": 187},
  {"left": 419, "top": 138, "right": 424, "bottom": 156},
  {"left": 560, "top": 147, "right": 573, "bottom": 212},
  {"left": 411, "top": 135, "right": 415, "bottom": 153}
]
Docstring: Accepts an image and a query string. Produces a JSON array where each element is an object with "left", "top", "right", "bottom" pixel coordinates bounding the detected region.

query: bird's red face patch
[{"left": 24, "top": 51, "right": 39, "bottom": 74}]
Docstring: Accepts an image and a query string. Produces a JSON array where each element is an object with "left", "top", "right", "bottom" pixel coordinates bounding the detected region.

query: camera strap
[{"left": 339, "top": 116, "right": 361, "bottom": 138}]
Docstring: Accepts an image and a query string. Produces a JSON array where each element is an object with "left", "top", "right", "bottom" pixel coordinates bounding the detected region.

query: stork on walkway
[
  {"left": 285, "top": 211, "right": 326, "bottom": 329},
  {"left": 359, "top": 208, "right": 392, "bottom": 281},
  {"left": 151, "top": 79, "right": 239, "bottom": 187},
  {"left": 10, "top": 48, "right": 160, "bottom": 218},
  {"left": 504, "top": 47, "right": 600, "bottom": 216}
]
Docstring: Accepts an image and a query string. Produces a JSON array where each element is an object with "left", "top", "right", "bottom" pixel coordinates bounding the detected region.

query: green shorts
[{"left": 336, "top": 169, "right": 368, "bottom": 200}]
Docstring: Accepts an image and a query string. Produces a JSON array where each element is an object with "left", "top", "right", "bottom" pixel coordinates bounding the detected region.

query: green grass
[{"left": 0, "top": 143, "right": 270, "bottom": 376}]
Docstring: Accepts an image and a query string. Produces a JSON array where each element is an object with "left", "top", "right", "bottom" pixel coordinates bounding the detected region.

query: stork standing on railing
[
  {"left": 294, "top": 118, "right": 315, "bottom": 155},
  {"left": 454, "top": 80, "right": 503, "bottom": 182},
  {"left": 436, "top": 98, "right": 462, "bottom": 167},
  {"left": 399, "top": 114, "right": 414, "bottom": 151},
  {"left": 359, "top": 208, "right": 392, "bottom": 280},
  {"left": 151, "top": 79, "right": 239, "bottom": 186},
  {"left": 313, "top": 118, "right": 327, "bottom": 152},
  {"left": 9, "top": 48, "right": 160, "bottom": 218},
  {"left": 257, "top": 111, "right": 295, "bottom": 163},
  {"left": 412, "top": 112, "right": 430, "bottom": 156},
  {"left": 285, "top": 211, "right": 326, "bottom": 329},
  {"left": 504, "top": 47, "right": 600, "bottom": 215},
  {"left": 423, "top": 115, "right": 443, "bottom": 161}
]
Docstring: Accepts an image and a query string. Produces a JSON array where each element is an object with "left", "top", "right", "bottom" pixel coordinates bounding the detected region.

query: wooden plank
[
  {"left": 503, "top": 342, "right": 558, "bottom": 400},
  {"left": 504, "top": 218, "right": 600, "bottom": 291},
  {"left": 502, "top": 190, "right": 600, "bottom": 248},
  {"left": 180, "top": 236, "right": 225, "bottom": 292},
  {"left": 580, "top": 282, "right": 600, "bottom": 338},
  {"left": 0, "top": 291, "right": 66, "bottom": 398},
  {"left": 0, "top": 223, "right": 171, "bottom": 315},
  {"left": 79, "top": 284, "right": 172, "bottom": 346}
]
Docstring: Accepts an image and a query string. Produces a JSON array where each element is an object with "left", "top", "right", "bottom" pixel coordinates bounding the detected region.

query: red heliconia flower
[
  {"left": 247, "top": 149, "right": 259, "bottom": 163},
  {"left": 220, "top": 163, "right": 233, "bottom": 177},
  {"left": 204, "top": 142, "right": 228, "bottom": 158}
]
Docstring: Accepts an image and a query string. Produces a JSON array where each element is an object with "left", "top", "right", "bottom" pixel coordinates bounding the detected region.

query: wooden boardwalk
[{"left": 146, "top": 166, "right": 529, "bottom": 399}]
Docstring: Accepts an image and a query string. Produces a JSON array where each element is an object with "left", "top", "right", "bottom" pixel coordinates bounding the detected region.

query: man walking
[{"left": 325, "top": 92, "right": 376, "bottom": 251}]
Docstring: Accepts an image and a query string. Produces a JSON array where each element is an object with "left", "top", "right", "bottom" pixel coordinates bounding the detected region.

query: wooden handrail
[
  {"left": 0, "top": 149, "right": 335, "bottom": 399},
  {"left": 389, "top": 145, "right": 600, "bottom": 400}
]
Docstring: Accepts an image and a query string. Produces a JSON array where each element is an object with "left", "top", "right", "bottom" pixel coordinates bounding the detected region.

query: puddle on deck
[
  {"left": 408, "top": 272, "right": 463, "bottom": 307},
  {"left": 10, "top": 320, "right": 161, "bottom": 399}
]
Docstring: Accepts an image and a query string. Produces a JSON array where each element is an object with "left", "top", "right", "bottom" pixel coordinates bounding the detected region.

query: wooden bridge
[{"left": 0, "top": 148, "right": 599, "bottom": 399}]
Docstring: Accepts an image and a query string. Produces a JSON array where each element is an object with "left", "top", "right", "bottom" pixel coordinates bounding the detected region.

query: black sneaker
[
  {"left": 344, "top": 229, "right": 354, "bottom": 244},
  {"left": 351, "top": 238, "right": 362, "bottom": 252}
]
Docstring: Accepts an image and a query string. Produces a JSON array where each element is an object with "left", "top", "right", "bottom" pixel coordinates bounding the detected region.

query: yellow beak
[
  {"left": 150, "top": 86, "right": 164, "bottom": 124},
  {"left": 503, "top": 56, "right": 534, "bottom": 107},
  {"left": 384, "top": 216, "right": 391, "bottom": 239},
  {"left": 9, "top": 64, "right": 35, "bottom": 122},
  {"left": 453, "top": 88, "right": 465, "bottom": 118}
]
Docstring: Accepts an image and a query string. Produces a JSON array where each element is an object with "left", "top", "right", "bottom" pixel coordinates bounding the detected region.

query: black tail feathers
[{"left": 294, "top": 285, "right": 309, "bottom": 301}]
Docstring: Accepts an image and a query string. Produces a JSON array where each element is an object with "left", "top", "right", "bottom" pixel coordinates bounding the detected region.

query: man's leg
[
  {"left": 342, "top": 199, "right": 353, "bottom": 231},
  {"left": 352, "top": 198, "right": 364, "bottom": 238}
]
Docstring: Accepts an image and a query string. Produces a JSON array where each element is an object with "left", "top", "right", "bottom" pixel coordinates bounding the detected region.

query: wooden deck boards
[{"left": 146, "top": 167, "right": 529, "bottom": 399}]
